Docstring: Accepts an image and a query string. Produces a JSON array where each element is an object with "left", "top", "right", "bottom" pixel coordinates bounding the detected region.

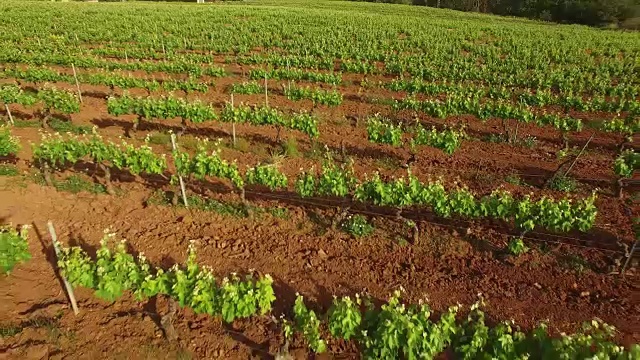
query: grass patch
[
  {"left": 507, "top": 237, "right": 529, "bottom": 256},
  {"left": 268, "top": 206, "right": 289, "bottom": 219},
  {"left": 147, "top": 189, "right": 173, "bottom": 206},
  {"left": 147, "top": 132, "right": 172, "bottom": 148},
  {"left": 12, "top": 119, "right": 40, "bottom": 128},
  {"left": 187, "top": 195, "right": 250, "bottom": 217},
  {"left": 251, "top": 143, "right": 269, "bottom": 158},
  {"left": 281, "top": 137, "right": 300, "bottom": 158},
  {"left": 179, "top": 135, "right": 220, "bottom": 152},
  {"left": 341, "top": 214, "right": 374, "bottom": 238},
  {"left": 176, "top": 349, "right": 193, "bottom": 360},
  {"left": 505, "top": 173, "right": 522, "bottom": 185},
  {"left": 375, "top": 156, "right": 401, "bottom": 171},
  {"left": 304, "top": 141, "right": 327, "bottom": 160},
  {"left": 470, "top": 171, "right": 498, "bottom": 184},
  {"left": 231, "top": 137, "right": 251, "bottom": 153},
  {"left": 483, "top": 133, "right": 507, "bottom": 143},
  {"left": 560, "top": 254, "right": 591, "bottom": 274},
  {"left": 147, "top": 190, "right": 289, "bottom": 219},
  {"left": 54, "top": 175, "right": 106, "bottom": 194},
  {"left": 0, "top": 164, "right": 19, "bottom": 176},
  {"left": 0, "top": 314, "right": 62, "bottom": 338},
  {"left": 328, "top": 117, "right": 349, "bottom": 127},
  {"left": 548, "top": 175, "right": 578, "bottom": 192},
  {"left": 520, "top": 135, "right": 537, "bottom": 148},
  {"left": 49, "top": 118, "right": 92, "bottom": 134}
]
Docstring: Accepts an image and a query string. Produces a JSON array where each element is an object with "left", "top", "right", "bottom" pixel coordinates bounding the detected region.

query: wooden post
[
  {"left": 170, "top": 134, "right": 189, "bottom": 208},
  {"left": 4, "top": 104, "right": 13, "bottom": 125},
  {"left": 71, "top": 64, "right": 83, "bottom": 104},
  {"left": 286, "top": 59, "right": 291, "bottom": 91},
  {"left": 47, "top": 221, "right": 80, "bottom": 316},
  {"left": 621, "top": 238, "right": 638, "bottom": 276},
  {"left": 231, "top": 94, "right": 236, "bottom": 147},
  {"left": 264, "top": 73, "right": 268, "bottom": 108},
  {"left": 563, "top": 134, "right": 594, "bottom": 178},
  {"left": 124, "top": 50, "right": 128, "bottom": 63}
]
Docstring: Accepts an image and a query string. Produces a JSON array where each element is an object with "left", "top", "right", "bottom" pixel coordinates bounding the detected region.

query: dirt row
[
  {"left": 4, "top": 71, "right": 637, "bottom": 241},
  {"left": 1, "top": 63, "right": 638, "bottom": 359},
  {"left": 0, "top": 177, "right": 638, "bottom": 359}
]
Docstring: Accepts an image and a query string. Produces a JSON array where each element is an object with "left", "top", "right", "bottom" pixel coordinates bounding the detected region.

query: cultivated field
[{"left": 0, "top": 0, "right": 638, "bottom": 358}]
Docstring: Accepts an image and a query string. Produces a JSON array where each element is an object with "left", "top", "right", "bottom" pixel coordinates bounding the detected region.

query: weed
[
  {"left": 12, "top": 120, "right": 40, "bottom": 128},
  {"left": 231, "top": 137, "right": 251, "bottom": 153},
  {"left": 507, "top": 237, "right": 529, "bottom": 256},
  {"left": 147, "top": 189, "right": 172, "bottom": 206},
  {"left": 561, "top": 254, "right": 590, "bottom": 274},
  {"left": 504, "top": 173, "right": 522, "bottom": 185},
  {"left": 30, "top": 171, "right": 47, "bottom": 186},
  {"left": 245, "top": 142, "right": 269, "bottom": 158},
  {"left": 179, "top": 135, "right": 203, "bottom": 151},
  {"left": 375, "top": 156, "right": 401, "bottom": 171},
  {"left": 54, "top": 175, "right": 106, "bottom": 194},
  {"left": 147, "top": 132, "right": 172, "bottom": 147},
  {"left": 484, "top": 133, "right": 507, "bottom": 143},
  {"left": 176, "top": 349, "right": 193, "bottom": 360},
  {"left": 556, "top": 149, "right": 570, "bottom": 160},
  {"left": 186, "top": 195, "right": 250, "bottom": 217},
  {"left": 0, "top": 315, "right": 61, "bottom": 338},
  {"left": 393, "top": 235, "right": 410, "bottom": 247},
  {"left": 328, "top": 117, "right": 348, "bottom": 127},
  {"left": 148, "top": 190, "right": 287, "bottom": 219},
  {"left": 548, "top": 175, "right": 578, "bottom": 192},
  {"left": 269, "top": 207, "right": 289, "bottom": 219},
  {"left": 521, "top": 135, "right": 537, "bottom": 148},
  {"left": 282, "top": 137, "right": 300, "bottom": 158},
  {"left": 0, "top": 324, "right": 21, "bottom": 337},
  {"left": 0, "top": 164, "right": 19, "bottom": 176},
  {"left": 48, "top": 118, "right": 92, "bottom": 134},
  {"left": 305, "top": 141, "right": 328, "bottom": 161},
  {"left": 341, "top": 214, "right": 374, "bottom": 238},
  {"left": 470, "top": 171, "right": 498, "bottom": 184}
]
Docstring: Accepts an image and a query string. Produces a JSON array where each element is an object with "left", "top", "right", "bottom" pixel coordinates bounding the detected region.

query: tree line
[{"left": 351, "top": 0, "right": 640, "bottom": 28}]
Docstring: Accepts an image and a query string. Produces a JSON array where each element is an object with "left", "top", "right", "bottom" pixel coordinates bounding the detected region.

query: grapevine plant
[
  {"left": 292, "top": 291, "right": 639, "bottom": 359},
  {"left": 37, "top": 86, "right": 81, "bottom": 128},
  {"left": 614, "top": 149, "right": 639, "bottom": 179},
  {"left": 0, "top": 84, "right": 37, "bottom": 109},
  {"left": 350, "top": 171, "right": 597, "bottom": 233},
  {"left": 284, "top": 85, "right": 343, "bottom": 106},
  {"left": 366, "top": 115, "right": 465, "bottom": 154},
  {"left": 0, "top": 126, "right": 20, "bottom": 157},
  {"left": 250, "top": 68, "right": 342, "bottom": 86},
  {"left": 614, "top": 149, "right": 639, "bottom": 198},
  {"left": 221, "top": 103, "right": 319, "bottom": 140},
  {"left": 230, "top": 81, "right": 263, "bottom": 95},
  {"left": 52, "top": 230, "right": 640, "bottom": 359},
  {"left": 29, "top": 134, "right": 599, "bottom": 235},
  {"left": 173, "top": 142, "right": 246, "bottom": 201},
  {"left": 392, "top": 96, "right": 583, "bottom": 133},
  {"left": 57, "top": 232, "right": 276, "bottom": 322},
  {"left": 602, "top": 116, "right": 639, "bottom": 143},
  {"left": 107, "top": 93, "right": 217, "bottom": 133},
  {"left": 32, "top": 132, "right": 167, "bottom": 193},
  {"left": 1, "top": 66, "right": 212, "bottom": 95},
  {"left": 0, "top": 225, "right": 30, "bottom": 275},
  {"left": 1, "top": 84, "right": 79, "bottom": 127}
]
